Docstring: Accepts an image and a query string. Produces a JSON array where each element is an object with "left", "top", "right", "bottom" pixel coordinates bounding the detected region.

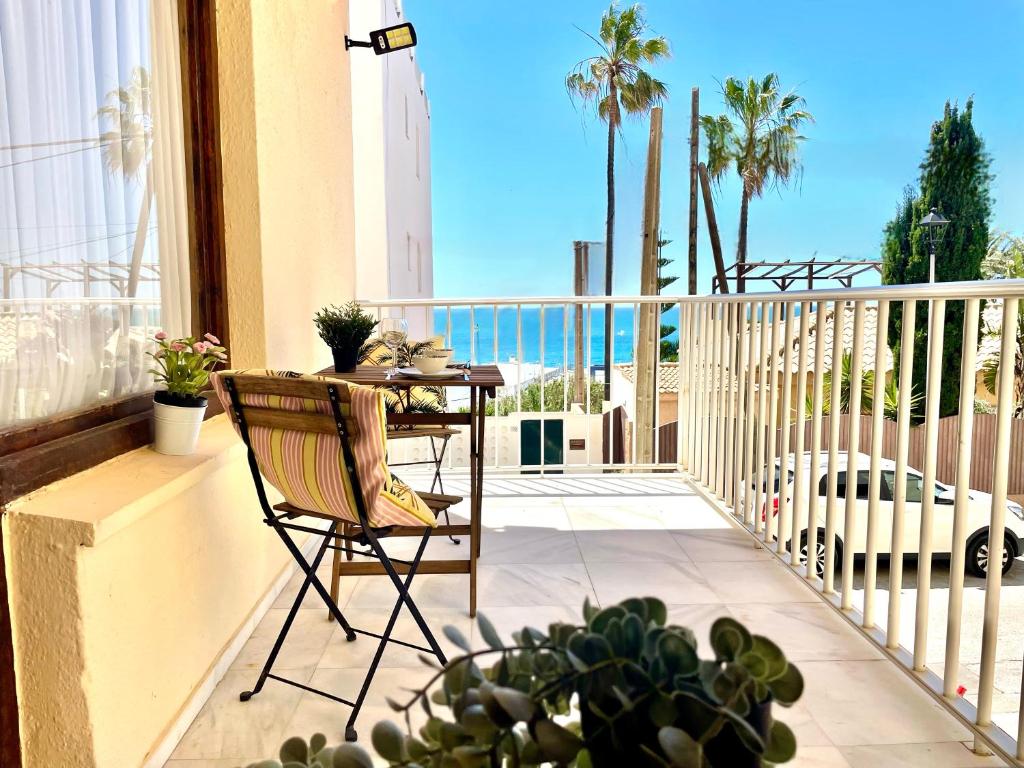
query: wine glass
[{"left": 380, "top": 317, "right": 408, "bottom": 378}]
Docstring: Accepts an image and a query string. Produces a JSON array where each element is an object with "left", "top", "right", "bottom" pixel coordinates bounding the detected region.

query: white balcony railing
[
  {"left": 364, "top": 279, "right": 1024, "bottom": 764},
  {"left": 358, "top": 295, "right": 684, "bottom": 474}
]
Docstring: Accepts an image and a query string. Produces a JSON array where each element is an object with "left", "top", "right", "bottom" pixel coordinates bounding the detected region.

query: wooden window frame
[
  {"left": 0, "top": 0, "right": 227, "bottom": 507},
  {"left": 0, "top": 5, "right": 226, "bottom": 764}
]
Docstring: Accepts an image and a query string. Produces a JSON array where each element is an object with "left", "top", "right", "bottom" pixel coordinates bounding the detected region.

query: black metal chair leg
[
  {"left": 431, "top": 436, "right": 460, "bottom": 546},
  {"left": 344, "top": 527, "right": 443, "bottom": 742},
  {"left": 240, "top": 524, "right": 345, "bottom": 701}
]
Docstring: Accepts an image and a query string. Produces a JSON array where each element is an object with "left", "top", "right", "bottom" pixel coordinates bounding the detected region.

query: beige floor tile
[
  {"left": 480, "top": 527, "right": 583, "bottom": 564},
  {"left": 345, "top": 572, "right": 472, "bottom": 616},
  {"left": 272, "top": 565, "right": 359, "bottom": 612},
  {"left": 672, "top": 527, "right": 773, "bottom": 561},
  {"left": 231, "top": 609, "right": 337, "bottom": 672},
  {"left": 839, "top": 741, "right": 1005, "bottom": 767},
  {"left": 169, "top": 668, "right": 312, "bottom": 761},
  {"left": 318, "top": 608, "right": 469, "bottom": 669},
  {"left": 164, "top": 759, "right": 265, "bottom": 768},
  {"left": 790, "top": 745, "right": 854, "bottom": 767},
  {"left": 565, "top": 504, "right": 668, "bottom": 531},
  {"left": 696, "top": 559, "right": 819, "bottom": 604},
  {"left": 574, "top": 529, "right": 690, "bottom": 562},
  {"left": 587, "top": 561, "right": 720, "bottom": 605},
  {"left": 281, "top": 666, "right": 438, "bottom": 751},
  {"left": 476, "top": 563, "right": 596, "bottom": 607},
  {"left": 800, "top": 660, "right": 972, "bottom": 746},
  {"left": 726, "top": 603, "right": 883, "bottom": 662}
]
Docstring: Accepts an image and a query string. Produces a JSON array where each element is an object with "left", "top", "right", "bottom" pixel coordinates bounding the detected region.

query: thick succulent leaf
[
  {"left": 750, "top": 635, "right": 788, "bottom": 680},
  {"left": 658, "top": 726, "right": 703, "bottom": 767},
  {"left": 371, "top": 721, "right": 407, "bottom": 762},
  {"left": 643, "top": 597, "right": 668, "bottom": 626},
  {"left": 671, "top": 690, "right": 720, "bottom": 737},
  {"left": 533, "top": 718, "right": 584, "bottom": 763},
  {"left": 583, "top": 597, "right": 599, "bottom": 624},
  {"left": 720, "top": 710, "right": 766, "bottom": 754},
  {"left": 767, "top": 664, "right": 804, "bottom": 705},
  {"left": 588, "top": 605, "right": 626, "bottom": 634},
  {"left": 658, "top": 631, "right": 700, "bottom": 676},
  {"left": 331, "top": 744, "right": 374, "bottom": 768},
  {"left": 492, "top": 685, "right": 536, "bottom": 722},
  {"left": 476, "top": 613, "right": 504, "bottom": 650},
  {"left": 619, "top": 597, "right": 649, "bottom": 622},
  {"left": 444, "top": 625, "right": 471, "bottom": 652},
  {"left": 764, "top": 720, "right": 797, "bottom": 763},
  {"left": 710, "top": 617, "right": 753, "bottom": 662},
  {"left": 460, "top": 704, "right": 497, "bottom": 740},
  {"left": 279, "top": 737, "right": 308, "bottom": 764},
  {"left": 310, "top": 734, "right": 327, "bottom": 756},
  {"left": 621, "top": 613, "right": 646, "bottom": 660}
]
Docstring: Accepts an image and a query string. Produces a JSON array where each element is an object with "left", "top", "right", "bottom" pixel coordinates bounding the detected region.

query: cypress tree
[{"left": 882, "top": 99, "right": 992, "bottom": 417}]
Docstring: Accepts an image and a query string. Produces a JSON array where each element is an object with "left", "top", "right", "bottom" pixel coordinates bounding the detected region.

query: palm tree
[
  {"left": 566, "top": 3, "right": 668, "bottom": 396},
  {"left": 97, "top": 66, "right": 153, "bottom": 297},
  {"left": 980, "top": 231, "right": 1024, "bottom": 415},
  {"left": 804, "top": 351, "right": 923, "bottom": 422},
  {"left": 701, "top": 74, "right": 813, "bottom": 292}
]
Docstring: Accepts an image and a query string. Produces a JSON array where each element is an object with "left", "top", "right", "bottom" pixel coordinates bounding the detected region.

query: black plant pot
[{"left": 332, "top": 346, "right": 359, "bottom": 373}]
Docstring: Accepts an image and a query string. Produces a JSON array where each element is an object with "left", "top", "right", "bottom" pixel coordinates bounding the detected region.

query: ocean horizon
[{"left": 431, "top": 305, "right": 680, "bottom": 368}]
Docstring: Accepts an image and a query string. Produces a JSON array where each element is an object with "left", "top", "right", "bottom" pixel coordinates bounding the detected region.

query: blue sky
[{"left": 407, "top": 0, "right": 1024, "bottom": 298}]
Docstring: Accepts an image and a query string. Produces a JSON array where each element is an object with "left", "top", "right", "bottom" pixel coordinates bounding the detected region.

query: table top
[{"left": 316, "top": 364, "right": 505, "bottom": 390}]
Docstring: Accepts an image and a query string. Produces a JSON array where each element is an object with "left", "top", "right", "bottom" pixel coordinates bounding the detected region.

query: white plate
[{"left": 396, "top": 366, "right": 463, "bottom": 380}]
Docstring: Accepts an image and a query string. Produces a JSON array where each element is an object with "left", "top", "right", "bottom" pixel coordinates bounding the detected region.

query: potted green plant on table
[
  {"left": 246, "top": 597, "right": 803, "bottom": 767},
  {"left": 149, "top": 331, "right": 227, "bottom": 455},
  {"left": 315, "top": 302, "right": 379, "bottom": 373}
]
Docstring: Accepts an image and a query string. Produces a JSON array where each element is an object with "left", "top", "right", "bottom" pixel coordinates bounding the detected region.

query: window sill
[{"left": 6, "top": 415, "right": 243, "bottom": 547}]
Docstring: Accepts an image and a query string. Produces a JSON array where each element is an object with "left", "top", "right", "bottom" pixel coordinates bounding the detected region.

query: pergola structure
[
  {"left": 0, "top": 262, "right": 160, "bottom": 299},
  {"left": 711, "top": 257, "right": 882, "bottom": 293}
]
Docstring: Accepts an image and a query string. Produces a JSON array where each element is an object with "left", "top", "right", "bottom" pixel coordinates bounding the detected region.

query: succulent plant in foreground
[{"left": 247, "top": 596, "right": 803, "bottom": 767}]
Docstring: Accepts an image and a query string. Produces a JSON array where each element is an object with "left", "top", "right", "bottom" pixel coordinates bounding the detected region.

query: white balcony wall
[{"left": 351, "top": 0, "right": 433, "bottom": 339}]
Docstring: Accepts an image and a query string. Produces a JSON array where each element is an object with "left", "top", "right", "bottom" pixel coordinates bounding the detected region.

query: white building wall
[{"left": 350, "top": 0, "right": 433, "bottom": 338}]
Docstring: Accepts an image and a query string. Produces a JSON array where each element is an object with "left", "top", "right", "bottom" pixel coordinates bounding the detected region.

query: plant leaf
[{"left": 657, "top": 726, "right": 703, "bottom": 767}]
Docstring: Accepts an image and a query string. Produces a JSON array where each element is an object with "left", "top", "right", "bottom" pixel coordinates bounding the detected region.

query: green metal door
[{"left": 521, "top": 419, "right": 564, "bottom": 474}]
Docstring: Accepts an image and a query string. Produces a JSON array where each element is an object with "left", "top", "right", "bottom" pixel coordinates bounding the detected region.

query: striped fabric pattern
[{"left": 212, "top": 370, "right": 435, "bottom": 529}]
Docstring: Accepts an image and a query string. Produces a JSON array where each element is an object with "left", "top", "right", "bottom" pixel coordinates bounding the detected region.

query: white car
[{"left": 754, "top": 452, "right": 1024, "bottom": 577}]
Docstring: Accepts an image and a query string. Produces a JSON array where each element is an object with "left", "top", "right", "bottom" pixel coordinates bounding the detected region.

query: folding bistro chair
[{"left": 212, "top": 369, "right": 456, "bottom": 742}]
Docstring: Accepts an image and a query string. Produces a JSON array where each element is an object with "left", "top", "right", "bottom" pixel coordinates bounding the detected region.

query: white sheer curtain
[{"left": 0, "top": 0, "right": 191, "bottom": 428}]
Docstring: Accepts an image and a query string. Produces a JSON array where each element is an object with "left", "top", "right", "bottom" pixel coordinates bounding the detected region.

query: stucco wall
[
  {"left": 350, "top": 0, "right": 433, "bottom": 337},
  {"left": 8, "top": 1, "right": 359, "bottom": 765}
]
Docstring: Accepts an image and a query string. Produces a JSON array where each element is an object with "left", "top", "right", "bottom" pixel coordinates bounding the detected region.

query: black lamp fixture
[
  {"left": 345, "top": 22, "right": 417, "bottom": 55},
  {"left": 920, "top": 207, "right": 950, "bottom": 284}
]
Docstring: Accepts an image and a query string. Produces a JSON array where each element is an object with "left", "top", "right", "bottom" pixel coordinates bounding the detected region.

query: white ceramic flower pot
[{"left": 153, "top": 400, "right": 207, "bottom": 455}]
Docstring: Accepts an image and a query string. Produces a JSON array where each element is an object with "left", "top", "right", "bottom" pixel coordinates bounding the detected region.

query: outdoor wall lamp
[{"left": 345, "top": 22, "right": 417, "bottom": 55}]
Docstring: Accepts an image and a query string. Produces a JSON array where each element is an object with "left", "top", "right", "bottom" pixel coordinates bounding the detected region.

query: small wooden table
[{"left": 317, "top": 364, "right": 504, "bottom": 616}]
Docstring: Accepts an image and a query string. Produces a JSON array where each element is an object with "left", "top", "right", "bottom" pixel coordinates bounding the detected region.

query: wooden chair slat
[
  {"left": 227, "top": 374, "right": 353, "bottom": 402},
  {"left": 242, "top": 408, "right": 341, "bottom": 435},
  {"left": 386, "top": 427, "right": 459, "bottom": 440}
]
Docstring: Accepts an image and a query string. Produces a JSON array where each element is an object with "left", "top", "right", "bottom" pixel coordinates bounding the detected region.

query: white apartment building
[{"left": 350, "top": 0, "right": 434, "bottom": 337}]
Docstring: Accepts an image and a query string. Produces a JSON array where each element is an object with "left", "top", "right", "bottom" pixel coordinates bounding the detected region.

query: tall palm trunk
[
  {"left": 603, "top": 92, "right": 616, "bottom": 401},
  {"left": 736, "top": 185, "right": 750, "bottom": 292}
]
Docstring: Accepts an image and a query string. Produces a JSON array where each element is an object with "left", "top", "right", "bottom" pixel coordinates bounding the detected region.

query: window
[
  {"left": 763, "top": 465, "right": 793, "bottom": 493},
  {"left": 0, "top": 0, "right": 226, "bottom": 500},
  {"left": 823, "top": 470, "right": 872, "bottom": 500},
  {"left": 407, "top": 233, "right": 413, "bottom": 270}
]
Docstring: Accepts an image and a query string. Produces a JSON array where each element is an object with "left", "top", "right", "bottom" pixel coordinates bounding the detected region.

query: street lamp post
[
  {"left": 920, "top": 207, "right": 949, "bottom": 392},
  {"left": 920, "top": 207, "right": 949, "bottom": 287}
]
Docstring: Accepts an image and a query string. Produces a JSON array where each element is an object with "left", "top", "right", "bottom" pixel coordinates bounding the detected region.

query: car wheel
[
  {"left": 965, "top": 531, "right": 1015, "bottom": 577},
  {"left": 797, "top": 531, "right": 843, "bottom": 578}
]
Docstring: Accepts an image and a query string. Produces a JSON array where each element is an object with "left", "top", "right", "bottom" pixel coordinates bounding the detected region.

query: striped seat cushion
[{"left": 211, "top": 369, "right": 435, "bottom": 529}]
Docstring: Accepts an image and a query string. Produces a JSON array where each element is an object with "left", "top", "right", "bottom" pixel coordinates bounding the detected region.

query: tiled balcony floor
[{"left": 163, "top": 476, "right": 1007, "bottom": 768}]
